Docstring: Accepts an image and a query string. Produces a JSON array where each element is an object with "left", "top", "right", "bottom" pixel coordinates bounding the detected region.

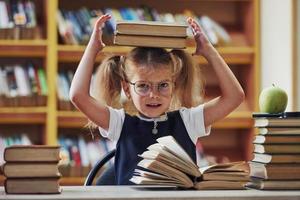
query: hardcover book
[
  {"left": 254, "top": 144, "right": 300, "bottom": 154},
  {"left": 249, "top": 162, "right": 300, "bottom": 180},
  {"left": 4, "top": 145, "right": 60, "bottom": 162},
  {"left": 115, "top": 20, "right": 188, "bottom": 37},
  {"left": 5, "top": 178, "right": 61, "bottom": 194},
  {"left": 252, "top": 153, "right": 300, "bottom": 164},
  {"left": 114, "top": 34, "right": 186, "bottom": 49},
  {"left": 253, "top": 135, "right": 300, "bottom": 144},
  {"left": 246, "top": 178, "right": 300, "bottom": 190},
  {"left": 130, "top": 136, "right": 249, "bottom": 189},
  {"left": 3, "top": 162, "right": 61, "bottom": 178}
]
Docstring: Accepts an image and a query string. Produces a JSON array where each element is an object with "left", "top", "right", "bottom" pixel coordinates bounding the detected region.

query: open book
[{"left": 130, "top": 136, "right": 249, "bottom": 189}]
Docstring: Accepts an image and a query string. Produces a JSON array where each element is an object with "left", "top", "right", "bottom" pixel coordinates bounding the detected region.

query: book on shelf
[
  {"left": 253, "top": 144, "right": 300, "bottom": 154},
  {"left": 4, "top": 178, "right": 61, "bottom": 194},
  {"left": 253, "top": 135, "right": 300, "bottom": 144},
  {"left": 249, "top": 162, "right": 300, "bottom": 180},
  {"left": 130, "top": 136, "right": 249, "bottom": 190},
  {"left": 252, "top": 153, "right": 300, "bottom": 164},
  {"left": 258, "top": 127, "right": 300, "bottom": 135},
  {"left": 4, "top": 145, "right": 60, "bottom": 162},
  {"left": 245, "top": 178, "right": 300, "bottom": 190},
  {"left": 3, "top": 162, "right": 61, "bottom": 178},
  {"left": 114, "top": 34, "right": 186, "bottom": 49},
  {"left": 115, "top": 20, "right": 188, "bottom": 37}
]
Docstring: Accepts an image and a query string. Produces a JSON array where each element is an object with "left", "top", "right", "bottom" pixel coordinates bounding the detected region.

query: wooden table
[{"left": 1, "top": 186, "right": 300, "bottom": 200}]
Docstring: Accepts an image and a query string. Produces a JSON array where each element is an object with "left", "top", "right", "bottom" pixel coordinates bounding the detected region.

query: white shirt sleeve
[
  {"left": 179, "top": 104, "right": 211, "bottom": 145},
  {"left": 98, "top": 107, "right": 125, "bottom": 142}
]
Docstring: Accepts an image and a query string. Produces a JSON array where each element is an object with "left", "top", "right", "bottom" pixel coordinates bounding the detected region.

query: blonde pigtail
[
  {"left": 170, "top": 50, "right": 204, "bottom": 108},
  {"left": 87, "top": 55, "right": 125, "bottom": 130}
]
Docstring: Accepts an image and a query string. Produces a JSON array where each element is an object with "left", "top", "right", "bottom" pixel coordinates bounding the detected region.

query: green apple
[{"left": 259, "top": 84, "right": 288, "bottom": 114}]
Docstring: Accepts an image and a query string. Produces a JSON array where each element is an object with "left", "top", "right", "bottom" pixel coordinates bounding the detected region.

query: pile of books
[
  {"left": 114, "top": 21, "right": 188, "bottom": 49},
  {"left": 3, "top": 145, "right": 61, "bottom": 194},
  {"left": 246, "top": 112, "right": 300, "bottom": 190}
]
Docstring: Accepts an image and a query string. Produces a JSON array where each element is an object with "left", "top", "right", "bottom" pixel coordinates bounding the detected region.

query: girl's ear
[{"left": 121, "top": 80, "right": 131, "bottom": 99}]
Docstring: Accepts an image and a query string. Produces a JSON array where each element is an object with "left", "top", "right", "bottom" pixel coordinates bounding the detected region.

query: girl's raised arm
[
  {"left": 69, "top": 14, "right": 111, "bottom": 129},
  {"left": 187, "top": 17, "right": 245, "bottom": 127}
]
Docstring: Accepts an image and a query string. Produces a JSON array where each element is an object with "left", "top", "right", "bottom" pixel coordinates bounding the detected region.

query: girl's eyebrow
[{"left": 134, "top": 79, "right": 172, "bottom": 83}]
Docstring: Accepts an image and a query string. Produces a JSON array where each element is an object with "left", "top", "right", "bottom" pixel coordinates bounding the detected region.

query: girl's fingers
[{"left": 95, "top": 14, "right": 111, "bottom": 29}]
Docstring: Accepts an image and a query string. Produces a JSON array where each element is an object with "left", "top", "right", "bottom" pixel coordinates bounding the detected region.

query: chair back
[{"left": 84, "top": 149, "right": 116, "bottom": 186}]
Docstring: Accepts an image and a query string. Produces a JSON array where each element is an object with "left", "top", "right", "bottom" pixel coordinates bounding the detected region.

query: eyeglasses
[{"left": 127, "top": 80, "right": 173, "bottom": 97}]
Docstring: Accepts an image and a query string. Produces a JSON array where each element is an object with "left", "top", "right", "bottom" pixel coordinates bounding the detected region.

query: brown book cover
[
  {"left": 254, "top": 118, "right": 300, "bottom": 128},
  {"left": 4, "top": 145, "right": 60, "bottom": 162},
  {"left": 130, "top": 136, "right": 249, "bottom": 190},
  {"left": 4, "top": 178, "right": 61, "bottom": 194},
  {"left": 258, "top": 127, "right": 300, "bottom": 135},
  {"left": 253, "top": 135, "right": 300, "bottom": 144},
  {"left": 116, "top": 20, "right": 188, "bottom": 37},
  {"left": 252, "top": 153, "right": 300, "bottom": 164},
  {"left": 254, "top": 144, "right": 300, "bottom": 154},
  {"left": 246, "top": 178, "right": 300, "bottom": 190},
  {"left": 114, "top": 34, "right": 186, "bottom": 49},
  {"left": 249, "top": 162, "right": 300, "bottom": 180},
  {"left": 3, "top": 162, "right": 61, "bottom": 178}
]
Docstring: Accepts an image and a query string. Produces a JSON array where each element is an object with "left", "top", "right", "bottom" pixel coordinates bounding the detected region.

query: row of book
[
  {"left": 3, "top": 145, "right": 61, "bottom": 194},
  {"left": 0, "top": 0, "right": 42, "bottom": 39},
  {"left": 246, "top": 113, "right": 300, "bottom": 190},
  {"left": 58, "top": 135, "right": 115, "bottom": 177},
  {"left": 57, "top": 70, "right": 97, "bottom": 111},
  {"left": 0, "top": 63, "right": 47, "bottom": 107},
  {"left": 57, "top": 70, "right": 75, "bottom": 111},
  {"left": 57, "top": 7, "right": 230, "bottom": 46}
]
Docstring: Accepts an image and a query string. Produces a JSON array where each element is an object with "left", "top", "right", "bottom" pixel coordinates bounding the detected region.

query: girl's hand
[
  {"left": 89, "top": 14, "right": 111, "bottom": 51},
  {"left": 187, "top": 17, "right": 213, "bottom": 57}
]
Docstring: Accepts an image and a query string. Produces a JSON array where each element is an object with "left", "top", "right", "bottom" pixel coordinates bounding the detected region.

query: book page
[
  {"left": 137, "top": 159, "right": 193, "bottom": 188},
  {"left": 143, "top": 144, "right": 201, "bottom": 177},
  {"left": 156, "top": 136, "right": 196, "bottom": 167}
]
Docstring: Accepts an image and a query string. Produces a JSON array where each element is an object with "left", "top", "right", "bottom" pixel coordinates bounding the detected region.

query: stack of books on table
[
  {"left": 3, "top": 145, "right": 61, "bottom": 194},
  {"left": 114, "top": 20, "right": 188, "bottom": 49},
  {"left": 246, "top": 112, "right": 300, "bottom": 190}
]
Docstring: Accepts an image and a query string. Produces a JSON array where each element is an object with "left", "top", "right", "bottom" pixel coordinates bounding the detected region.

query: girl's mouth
[{"left": 146, "top": 103, "right": 162, "bottom": 108}]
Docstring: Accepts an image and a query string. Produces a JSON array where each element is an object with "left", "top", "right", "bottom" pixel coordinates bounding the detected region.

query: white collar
[{"left": 137, "top": 113, "right": 168, "bottom": 122}]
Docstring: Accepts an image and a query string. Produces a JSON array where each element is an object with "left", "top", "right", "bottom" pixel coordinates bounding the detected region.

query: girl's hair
[{"left": 89, "top": 47, "right": 204, "bottom": 129}]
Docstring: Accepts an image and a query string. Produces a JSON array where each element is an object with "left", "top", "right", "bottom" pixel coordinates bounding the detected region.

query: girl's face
[{"left": 124, "top": 66, "right": 174, "bottom": 118}]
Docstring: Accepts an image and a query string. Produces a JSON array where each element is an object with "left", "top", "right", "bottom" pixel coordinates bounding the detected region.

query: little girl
[{"left": 70, "top": 14, "right": 245, "bottom": 185}]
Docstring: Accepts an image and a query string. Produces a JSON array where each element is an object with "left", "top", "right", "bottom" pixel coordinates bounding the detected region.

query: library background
[{"left": 0, "top": 0, "right": 298, "bottom": 186}]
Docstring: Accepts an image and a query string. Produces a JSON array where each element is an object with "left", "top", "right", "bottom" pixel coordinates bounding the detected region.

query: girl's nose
[{"left": 149, "top": 86, "right": 160, "bottom": 98}]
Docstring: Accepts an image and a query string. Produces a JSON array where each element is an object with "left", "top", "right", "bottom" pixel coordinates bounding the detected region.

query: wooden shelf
[
  {"left": 58, "top": 45, "right": 254, "bottom": 64},
  {"left": 0, "top": 107, "right": 47, "bottom": 124},
  {"left": 0, "top": 40, "right": 47, "bottom": 57},
  {"left": 57, "top": 111, "right": 88, "bottom": 128}
]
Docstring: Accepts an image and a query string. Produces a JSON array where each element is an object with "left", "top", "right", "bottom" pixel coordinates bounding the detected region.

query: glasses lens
[
  {"left": 158, "top": 81, "right": 172, "bottom": 95},
  {"left": 135, "top": 81, "right": 151, "bottom": 96}
]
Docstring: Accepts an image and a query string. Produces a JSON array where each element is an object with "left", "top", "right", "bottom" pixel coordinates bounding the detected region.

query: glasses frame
[{"left": 127, "top": 80, "right": 174, "bottom": 97}]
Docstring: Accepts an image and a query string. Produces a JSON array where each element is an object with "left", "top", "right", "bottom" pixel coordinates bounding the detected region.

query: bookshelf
[{"left": 0, "top": 0, "right": 260, "bottom": 185}]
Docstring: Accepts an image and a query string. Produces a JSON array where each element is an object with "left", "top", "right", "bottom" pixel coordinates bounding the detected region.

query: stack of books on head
[
  {"left": 130, "top": 135, "right": 250, "bottom": 190},
  {"left": 114, "top": 20, "right": 188, "bottom": 49},
  {"left": 3, "top": 145, "right": 61, "bottom": 194},
  {"left": 246, "top": 112, "right": 300, "bottom": 190}
]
